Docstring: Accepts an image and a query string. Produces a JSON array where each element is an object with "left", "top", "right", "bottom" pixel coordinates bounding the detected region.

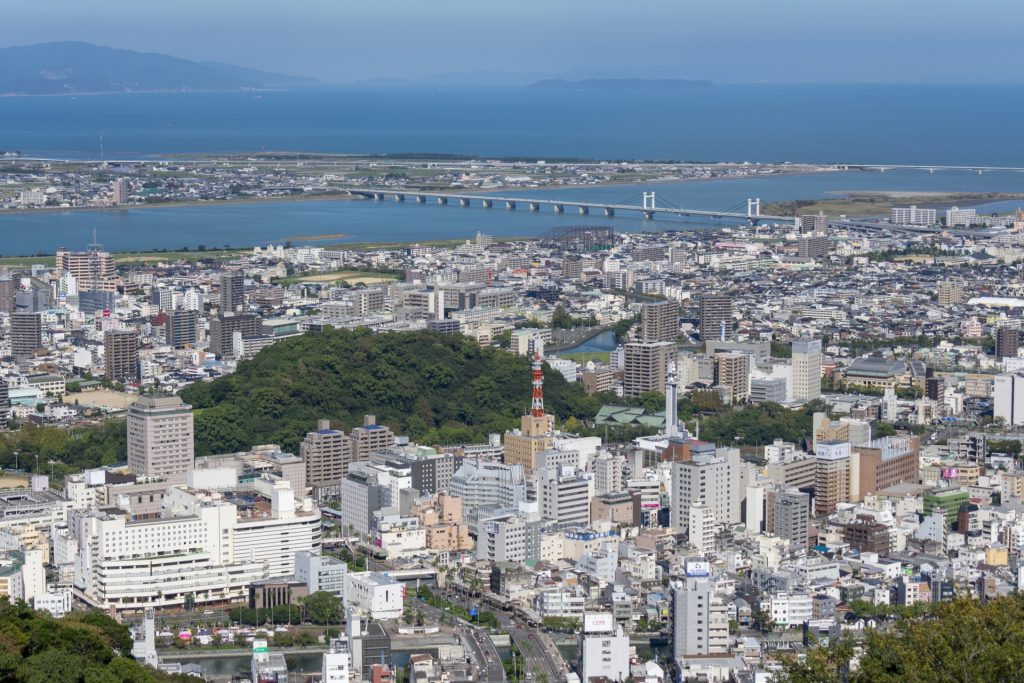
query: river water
[{"left": 1, "top": 168, "right": 1021, "bottom": 256}]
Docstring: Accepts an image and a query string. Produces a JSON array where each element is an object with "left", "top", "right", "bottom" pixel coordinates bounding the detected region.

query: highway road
[
  {"left": 413, "top": 597, "right": 505, "bottom": 682},
  {"left": 441, "top": 585, "right": 570, "bottom": 682},
  {"left": 507, "top": 622, "right": 568, "bottom": 683}
]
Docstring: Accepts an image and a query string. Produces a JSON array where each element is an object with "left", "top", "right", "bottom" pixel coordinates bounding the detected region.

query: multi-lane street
[
  {"left": 413, "top": 596, "right": 506, "bottom": 682},
  {"left": 507, "top": 622, "right": 568, "bottom": 683}
]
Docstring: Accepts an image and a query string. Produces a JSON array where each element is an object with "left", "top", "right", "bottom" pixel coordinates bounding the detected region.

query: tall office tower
[
  {"left": 0, "top": 277, "right": 15, "bottom": 313},
  {"left": 671, "top": 562, "right": 729, "bottom": 660},
  {"left": 699, "top": 294, "right": 733, "bottom": 342},
  {"left": 713, "top": 351, "right": 750, "bottom": 404},
  {"left": 640, "top": 300, "right": 680, "bottom": 342},
  {"left": 219, "top": 270, "right": 245, "bottom": 313},
  {"left": 301, "top": 420, "right": 356, "bottom": 499},
  {"left": 623, "top": 341, "right": 674, "bottom": 397},
  {"left": 209, "top": 313, "right": 263, "bottom": 358},
  {"left": 814, "top": 440, "right": 851, "bottom": 516},
  {"left": 10, "top": 312, "right": 43, "bottom": 360},
  {"left": 996, "top": 326, "right": 1020, "bottom": 360},
  {"left": 104, "top": 329, "right": 139, "bottom": 383},
  {"left": 55, "top": 246, "right": 116, "bottom": 292},
  {"left": 799, "top": 212, "right": 828, "bottom": 235},
  {"left": 0, "top": 378, "right": 9, "bottom": 428},
  {"left": 791, "top": 338, "right": 823, "bottom": 402},
  {"left": 771, "top": 489, "right": 810, "bottom": 551},
  {"left": 670, "top": 449, "right": 741, "bottom": 533},
  {"left": 504, "top": 352, "right": 555, "bottom": 473},
  {"left": 127, "top": 395, "right": 195, "bottom": 484},
  {"left": 165, "top": 309, "right": 199, "bottom": 349}
]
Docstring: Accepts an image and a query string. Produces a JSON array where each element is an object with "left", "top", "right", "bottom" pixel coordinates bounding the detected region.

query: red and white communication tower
[{"left": 531, "top": 350, "right": 545, "bottom": 417}]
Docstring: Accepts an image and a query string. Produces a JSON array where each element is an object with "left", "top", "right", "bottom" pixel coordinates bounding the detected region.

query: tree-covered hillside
[
  {"left": 181, "top": 328, "right": 599, "bottom": 454},
  {"left": 0, "top": 599, "right": 190, "bottom": 683},
  {"left": 776, "top": 594, "right": 1024, "bottom": 683}
]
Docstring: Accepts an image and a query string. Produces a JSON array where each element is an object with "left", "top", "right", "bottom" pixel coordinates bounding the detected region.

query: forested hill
[
  {"left": 0, "top": 599, "right": 191, "bottom": 683},
  {"left": 181, "top": 328, "right": 598, "bottom": 455}
]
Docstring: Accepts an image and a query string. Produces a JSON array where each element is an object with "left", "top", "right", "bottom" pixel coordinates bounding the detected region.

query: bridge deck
[{"left": 351, "top": 188, "right": 791, "bottom": 222}]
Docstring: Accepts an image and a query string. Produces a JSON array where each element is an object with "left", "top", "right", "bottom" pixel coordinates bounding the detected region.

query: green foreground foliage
[
  {"left": 776, "top": 595, "right": 1024, "bottom": 683},
  {"left": 0, "top": 599, "right": 189, "bottom": 683}
]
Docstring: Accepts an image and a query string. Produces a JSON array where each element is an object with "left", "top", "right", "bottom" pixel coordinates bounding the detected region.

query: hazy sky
[{"left": 4, "top": 0, "right": 1023, "bottom": 83}]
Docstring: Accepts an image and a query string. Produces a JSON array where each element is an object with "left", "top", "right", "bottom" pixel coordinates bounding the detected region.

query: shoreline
[{"left": 0, "top": 166, "right": 840, "bottom": 218}]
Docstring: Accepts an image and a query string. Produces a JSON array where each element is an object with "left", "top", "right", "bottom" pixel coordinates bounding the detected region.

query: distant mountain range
[
  {"left": 527, "top": 78, "right": 713, "bottom": 91},
  {"left": 0, "top": 42, "right": 317, "bottom": 95}
]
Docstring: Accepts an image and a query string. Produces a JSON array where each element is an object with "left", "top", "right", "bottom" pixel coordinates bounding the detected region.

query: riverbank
[
  {"left": 0, "top": 191, "right": 361, "bottom": 216},
  {"left": 762, "top": 191, "right": 1024, "bottom": 219}
]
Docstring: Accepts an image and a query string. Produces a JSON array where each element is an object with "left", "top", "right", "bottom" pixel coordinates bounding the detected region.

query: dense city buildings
[{"left": 0, "top": 172, "right": 1023, "bottom": 683}]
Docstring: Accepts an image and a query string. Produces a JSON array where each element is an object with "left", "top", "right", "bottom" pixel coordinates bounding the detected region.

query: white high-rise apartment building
[
  {"left": 995, "top": 372, "right": 1024, "bottom": 427},
  {"left": 946, "top": 206, "right": 977, "bottom": 226},
  {"left": 672, "top": 562, "right": 729, "bottom": 660},
  {"left": 890, "top": 205, "right": 937, "bottom": 225},
  {"left": 537, "top": 464, "right": 592, "bottom": 527},
  {"left": 450, "top": 459, "right": 527, "bottom": 528},
  {"left": 579, "top": 613, "right": 630, "bottom": 683},
  {"left": 593, "top": 453, "right": 626, "bottom": 495},
  {"left": 126, "top": 395, "right": 194, "bottom": 484},
  {"left": 791, "top": 339, "right": 822, "bottom": 402},
  {"left": 670, "top": 448, "right": 741, "bottom": 534},
  {"left": 688, "top": 504, "right": 717, "bottom": 556}
]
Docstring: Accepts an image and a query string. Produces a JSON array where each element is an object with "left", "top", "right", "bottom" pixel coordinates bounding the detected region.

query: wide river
[{"left": 1, "top": 168, "right": 1022, "bottom": 255}]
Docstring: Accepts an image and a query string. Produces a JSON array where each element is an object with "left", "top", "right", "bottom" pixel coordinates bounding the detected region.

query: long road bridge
[{"left": 349, "top": 188, "right": 795, "bottom": 224}]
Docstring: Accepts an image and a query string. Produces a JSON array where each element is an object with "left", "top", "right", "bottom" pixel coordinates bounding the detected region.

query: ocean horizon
[{"left": 2, "top": 83, "right": 1024, "bottom": 165}]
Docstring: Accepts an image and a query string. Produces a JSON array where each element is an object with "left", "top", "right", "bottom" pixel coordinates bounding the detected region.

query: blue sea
[
  {"left": 2, "top": 84, "right": 1023, "bottom": 164},
  {"left": 0, "top": 84, "right": 1023, "bottom": 255}
]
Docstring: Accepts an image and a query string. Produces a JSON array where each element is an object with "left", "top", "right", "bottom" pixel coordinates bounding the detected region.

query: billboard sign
[
  {"left": 686, "top": 560, "right": 711, "bottom": 577},
  {"left": 583, "top": 612, "right": 614, "bottom": 634}
]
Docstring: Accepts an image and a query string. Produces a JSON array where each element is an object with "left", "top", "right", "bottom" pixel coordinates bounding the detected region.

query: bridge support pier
[
  {"left": 395, "top": 194, "right": 404, "bottom": 202},
  {"left": 506, "top": 200, "right": 516, "bottom": 210},
  {"left": 482, "top": 199, "right": 493, "bottom": 208},
  {"left": 437, "top": 197, "right": 447, "bottom": 205},
  {"left": 416, "top": 195, "right": 426, "bottom": 203},
  {"left": 604, "top": 207, "right": 615, "bottom": 217},
  {"left": 460, "top": 198, "right": 471, "bottom": 207},
  {"left": 643, "top": 210, "right": 655, "bottom": 220},
  {"left": 373, "top": 192, "right": 385, "bottom": 201},
  {"left": 529, "top": 202, "right": 540, "bottom": 212},
  {"left": 553, "top": 204, "right": 564, "bottom": 213},
  {"left": 578, "top": 206, "right": 589, "bottom": 215}
]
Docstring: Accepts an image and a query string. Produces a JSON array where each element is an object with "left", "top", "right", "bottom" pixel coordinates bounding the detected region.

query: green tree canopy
[
  {"left": 776, "top": 595, "right": 1024, "bottom": 683},
  {"left": 303, "top": 591, "right": 343, "bottom": 625}
]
